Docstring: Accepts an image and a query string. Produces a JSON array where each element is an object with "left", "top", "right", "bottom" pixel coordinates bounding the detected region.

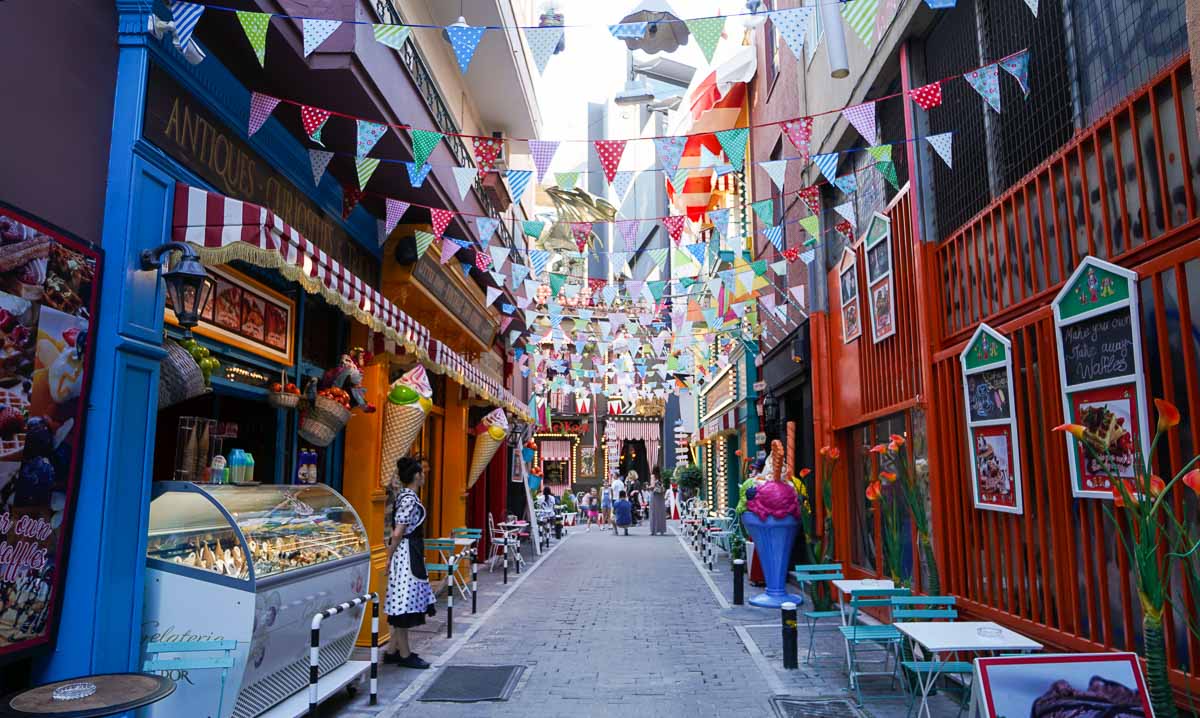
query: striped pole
[
  {"left": 471, "top": 560, "right": 479, "bottom": 614},
  {"left": 446, "top": 584, "right": 454, "bottom": 638},
  {"left": 514, "top": 536, "right": 521, "bottom": 574},
  {"left": 502, "top": 541, "right": 508, "bottom": 585},
  {"left": 308, "top": 593, "right": 378, "bottom": 716},
  {"left": 309, "top": 618, "right": 321, "bottom": 716},
  {"left": 369, "top": 598, "right": 378, "bottom": 705}
]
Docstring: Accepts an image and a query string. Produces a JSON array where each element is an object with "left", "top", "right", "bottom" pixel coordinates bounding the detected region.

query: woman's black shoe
[
  {"left": 383, "top": 651, "right": 403, "bottom": 664},
  {"left": 397, "top": 653, "right": 431, "bottom": 669}
]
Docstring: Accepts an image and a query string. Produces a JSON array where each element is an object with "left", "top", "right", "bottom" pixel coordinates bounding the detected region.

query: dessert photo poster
[
  {"left": 1069, "top": 383, "right": 1141, "bottom": 493},
  {"left": 0, "top": 205, "right": 102, "bottom": 660},
  {"left": 974, "top": 653, "right": 1150, "bottom": 718}
]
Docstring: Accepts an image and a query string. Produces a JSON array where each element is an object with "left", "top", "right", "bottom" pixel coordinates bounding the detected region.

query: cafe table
[
  {"left": 1, "top": 673, "right": 175, "bottom": 717},
  {"left": 895, "top": 621, "right": 1043, "bottom": 718},
  {"left": 434, "top": 536, "right": 478, "bottom": 599}
]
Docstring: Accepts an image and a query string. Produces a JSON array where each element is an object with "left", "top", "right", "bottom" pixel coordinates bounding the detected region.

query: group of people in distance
[{"left": 573, "top": 467, "right": 669, "bottom": 536}]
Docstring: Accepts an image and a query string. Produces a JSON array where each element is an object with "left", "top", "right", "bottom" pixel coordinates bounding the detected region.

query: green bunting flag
[
  {"left": 751, "top": 260, "right": 768, "bottom": 276},
  {"left": 555, "top": 172, "right": 579, "bottom": 191},
  {"left": 715, "top": 128, "right": 750, "bottom": 169},
  {"left": 414, "top": 230, "right": 436, "bottom": 259},
  {"left": 750, "top": 199, "right": 774, "bottom": 226},
  {"left": 867, "top": 144, "right": 892, "bottom": 163},
  {"left": 549, "top": 273, "right": 567, "bottom": 297},
  {"left": 410, "top": 129, "right": 443, "bottom": 167},
  {"left": 522, "top": 220, "right": 545, "bottom": 238},
  {"left": 355, "top": 157, "right": 380, "bottom": 189},
  {"left": 878, "top": 161, "right": 900, "bottom": 190},
  {"left": 799, "top": 214, "right": 820, "bottom": 237},
  {"left": 685, "top": 17, "right": 726, "bottom": 64},
  {"left": 841, "top": 0, "right": 879, "bottom": 48},
  {"left": 373, "top": 24, "right": 412, "bottom": 51},
  {"left": 237, "top": 11, "right": 271, "bottom": 67}
]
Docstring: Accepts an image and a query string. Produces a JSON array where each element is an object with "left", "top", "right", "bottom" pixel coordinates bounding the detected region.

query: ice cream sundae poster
[
  {"left": 968, "top": 426, "right": 1018, "bottom": 510},
  {"left": 971, "top": 653, "right": 1149, "bottom": 718},
  {"left": 1068, "top": 384, "right": 1142, "bottom": 495},
  {"left": 0, "top": 205, "right": 102, "bottom": 661}
]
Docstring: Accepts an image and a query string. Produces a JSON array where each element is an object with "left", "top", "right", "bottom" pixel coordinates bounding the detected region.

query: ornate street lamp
[
  {"left": 763, "top": 391, "right": 780, "bottom": 438},
  {"left": 140, "top": 241, "right": 214, "bottom": 336}
]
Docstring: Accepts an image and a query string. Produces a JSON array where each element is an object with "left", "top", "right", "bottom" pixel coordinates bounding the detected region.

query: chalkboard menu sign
[
  {"left": 960, "top": 323, "right": 1023, "bottom": 514},
  {"left": 1052, "top": 256, "right": 1149, "bottom": 500},
  {"left": 1060, "top": 312, "right": 1135, "bottom": 386}
]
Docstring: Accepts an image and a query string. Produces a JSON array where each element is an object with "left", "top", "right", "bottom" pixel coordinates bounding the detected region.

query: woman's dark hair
[
  {"left": 652, "top": 467, "right": 661, "bottom": 479},
  {"left": 396, "top": 457, "right": 422, "bottom": 485},
  {"left": 542, "top": 486, "right": 552, "bottom": 497}
]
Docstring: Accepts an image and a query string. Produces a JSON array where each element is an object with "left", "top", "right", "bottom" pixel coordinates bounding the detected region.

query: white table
[
  {"left": 433, "top": 537, "right": 477, "bottom": 599},
  {"left": 896, "top": 621, "right": 1042, "bottom": 718},
  {"left": 830, "top": 579, "right": 896, "bottom": 689}
]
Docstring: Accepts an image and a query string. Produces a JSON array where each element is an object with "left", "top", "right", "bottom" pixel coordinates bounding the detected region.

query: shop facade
[{"left": 695, "top": 341, "right": 758, "bottom": 512}]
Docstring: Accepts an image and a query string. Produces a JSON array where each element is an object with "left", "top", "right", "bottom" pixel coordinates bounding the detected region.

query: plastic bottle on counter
[
  {"left": 243, "top": 452, "right": 255, "bottom": 484},
  {"left": 228, "top": 449, "right": 246, "bottom": 484},
  {"left": 209, "top": 454, "right": 227, "bottom": 484}
]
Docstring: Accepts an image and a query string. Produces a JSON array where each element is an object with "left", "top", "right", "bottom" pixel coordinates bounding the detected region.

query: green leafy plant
[
  {"left": 674, "top": 463, "right": 703, "bottom": 494},
  {"left": 798, "top": 445, "right": 840, "bottom": 610},
  {"left": 1055, "top": 398, "right": 1200, "bottom": 718},
  {"left": 870, "top": 435, "right": 939, "bottom": 594}
]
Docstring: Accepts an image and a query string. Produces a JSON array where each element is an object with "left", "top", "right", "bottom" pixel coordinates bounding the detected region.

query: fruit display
[
  {"left": 177, "top": 336, "right": 220, "bottom": 386},
  {"left": 317, "top": 386, "right": 351, "bottom": 411},
  {"left": 267, "top": 381, "right": 301, "bottom": 410}
]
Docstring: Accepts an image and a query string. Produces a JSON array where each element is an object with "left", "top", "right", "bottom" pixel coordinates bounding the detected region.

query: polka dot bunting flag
[
  {"left": 593, "top": 140, "right": 627, "bottom": 183},
  {"left": 684, "top": 17, "right": 725, "bottom": 64},
  {"left": 524, "top": 26, "right": 563, "bottom": 75},
  {"left": 782, "top": 117, "right": 813, "bottom": 155},
  {"left": 300, "top": 105, "right": 331, "bottom": 145},
  {"left": 430, "top": 208, "right": 454, "bottom": 238},
  {"left": 663, "top": 215, "right": 687, "bottom": 245},
  {"left": 964, "top": 63, "right": 1001, "bottom": 113},
  {"left": 409, "top": 129, "right": 443, "bottom": 167},
  {"left": 472, "top": 136, "right": 504, "bottom": 174},
  {"left": 908, "top": 81, "right": 943, "bottom": 111},
  {"left": 236, "top": 11, "right": 270, "bottom": 67},
  {"left": 445, "top": 24, "right": 487, "bottom": 74},
  {"left": 302, "top": 18, "right": 341, "bottom": 57}
]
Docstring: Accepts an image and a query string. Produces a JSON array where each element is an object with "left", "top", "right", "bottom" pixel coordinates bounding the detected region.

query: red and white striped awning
[
  {"left": 171, "top": 183, "right": 531, "bottom": 420},
  {"left": 540, "top": 440, "right": 573, "bottom": 461},
  {"left": 608, "top": 419, "right": 661, "bottom": 442}
]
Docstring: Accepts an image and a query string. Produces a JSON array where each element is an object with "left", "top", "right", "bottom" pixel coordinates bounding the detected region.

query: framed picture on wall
[
  {"left": 839, "top": 248, "right": 861, "bottom": 344},
  {"left": 970, "top": 653, "right": 1150, "bottom": 718},
  {"left": 579, "top": 447, "right": 596, "bottom": 478},
  {"left": 864, "top": 213, "right": 896, "bottom": 343},
  {"left": 166, "top": 265, "right": 295, "bottom": 367},
  {"left": 960, "top": 323, "right": 1024, "bottom": 514}
]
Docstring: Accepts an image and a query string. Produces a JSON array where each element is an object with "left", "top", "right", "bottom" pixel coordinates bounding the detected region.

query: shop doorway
[
  {"left": 618, "top": 440, "right": 650, "bottom": 488},
  {"left": 542, "top": 460, "right": 569, "bottom": 495}
]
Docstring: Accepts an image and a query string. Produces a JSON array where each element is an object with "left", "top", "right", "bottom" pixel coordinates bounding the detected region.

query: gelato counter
[{"left": 141, "top": 482, "right": 370, "bottom": 718}]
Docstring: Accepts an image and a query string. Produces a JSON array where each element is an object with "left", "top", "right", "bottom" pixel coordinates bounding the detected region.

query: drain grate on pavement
[
  {"left": 417, "top": 665, "right": 525, "bottom": 703},
  {"left": 772, "top": 697, "right": 868, "bottom": 718}
]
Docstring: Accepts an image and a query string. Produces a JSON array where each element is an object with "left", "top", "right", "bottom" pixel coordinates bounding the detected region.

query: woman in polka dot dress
[{"left": 384, "top": 456, "right": 436, "bottom": 669}]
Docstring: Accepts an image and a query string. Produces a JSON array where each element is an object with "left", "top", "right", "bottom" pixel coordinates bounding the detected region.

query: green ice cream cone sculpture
[
  {"left": 381, "top": 365, "right": 432, "bottom": 486},
  {"left": 467, "top": 408, "right": 509, "bottom": 489}
]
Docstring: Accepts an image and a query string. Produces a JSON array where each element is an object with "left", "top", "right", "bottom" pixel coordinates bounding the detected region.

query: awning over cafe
[{"left": 172, "top": 182, "right": 531, "bottom": 420}]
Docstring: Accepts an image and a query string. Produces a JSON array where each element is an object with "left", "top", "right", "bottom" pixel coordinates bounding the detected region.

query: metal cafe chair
[
  {"left": 891, "top": 595, "right": 973, "bottom": 718},
  {"left": 792, "top": 563, "right": 845, "bottom": 662},
  {"left": 838, "top": 587, "right": 911, "bottom": 705}
]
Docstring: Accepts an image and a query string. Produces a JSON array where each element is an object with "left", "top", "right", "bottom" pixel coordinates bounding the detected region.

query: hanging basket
[
  {"left": 158, "top": 340, "right": 208, "bottom": 410},
  {"left": 312, "top": 395, "right": 351, "bottom": 425},
  {"left": 267, "top": 391, "right": 302, "bottom": 410},
  {"left": 299, "top": 414, "right": 340, "bottom": 447}
]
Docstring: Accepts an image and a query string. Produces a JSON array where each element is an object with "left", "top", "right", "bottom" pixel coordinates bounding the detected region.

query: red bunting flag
[
  {"left": 472, "top": 136, "right": 503, "bottom": 174},
  {"left": 571, "top": 222, "right": 593, "bottom": 252},
  {"left": 781, "top": 117, "right": 813, "bottom": 155},
  {"left": 663, "top": 215, "right": 687, "bottom": 244},
  {"left": 593, "top": 140, "right": 628, "bottom": 183},
  {"left": 300, "top": 105, "right": 331, "bottom": 141},
  {"left": 782, "top": 246, "right": 800, "bottom": 262},
  {"left": 475, "top": 251, "right": 493, "bottom": 272},
  {"left": 835, "top": 220, "right": 855, "bottom": 242},
  {"left": 908, "top": 81, "right": 943, "bottom": 110},
  {"left": 431, "top": 208, "right": 454, "bottom": 238},
  {"left": 342, "top": 186, "right": 362, "bottom": 219},
  {"left": 588, "top": 278, "right": 607, "bottom": 293},
  {"left": 798, "top": 186, "right": 820, "bottom": 214}
]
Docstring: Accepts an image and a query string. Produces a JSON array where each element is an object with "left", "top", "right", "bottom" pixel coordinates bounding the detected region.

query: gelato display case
[{"left": 142, "top": 482, "right": 371, "bottom": 718}]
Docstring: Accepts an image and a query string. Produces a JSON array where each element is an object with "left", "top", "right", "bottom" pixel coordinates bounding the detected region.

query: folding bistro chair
[
  {"left": 891, "top": 596, "right": 973, "bottom": 718},
  {"left": 424, "top": 539, "right": 463, "bottom": 596},
  {"left": 793, "top": 563, "right": 845, "bottom": 662},
  {"left": 838, "top": 587, "right": 911, "bottom": 705},
  {"left": 706, "top": 509, "right": 737, "bottom": 558},
  {"left": 486, "top": 513, "right": 508, "bottom": 571},
  {"left": 142, "top": 639, "right": 237, "bottom": 717}
]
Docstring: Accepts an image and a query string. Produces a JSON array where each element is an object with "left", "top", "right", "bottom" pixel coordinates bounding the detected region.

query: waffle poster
[{"left": 0, "top": 206, "right": 101, "bottom": 661}]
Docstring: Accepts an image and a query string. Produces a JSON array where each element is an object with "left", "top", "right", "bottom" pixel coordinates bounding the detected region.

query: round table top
[{"left": 1, "top": 673, "right": 175, "bottom": 718}]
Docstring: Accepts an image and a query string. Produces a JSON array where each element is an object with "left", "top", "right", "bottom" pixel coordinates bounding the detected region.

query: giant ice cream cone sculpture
[
  {"left": 466, "top": 408, "right": 509, "bottom": 489},
  {"left": 381, "top": 365, "right": 433, "bottom": 486},
  {"left": 740, "top": 439, "right": 804, "bottom": 608}
]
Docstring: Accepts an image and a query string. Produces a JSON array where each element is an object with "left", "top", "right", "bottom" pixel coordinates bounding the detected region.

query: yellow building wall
[{"left": 434, "top": 379, "right": 469, "bottom": 538}]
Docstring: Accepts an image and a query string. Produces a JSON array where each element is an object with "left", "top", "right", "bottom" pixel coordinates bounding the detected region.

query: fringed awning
[
  {"left": 608, "top": 419, "right": 661, "bottom": 442},
  {"left": 171, "top": 182, "right": 531, "bottom": 420},
  {"left": 539, "top": 440, "right": 573, "bottom": 461}
]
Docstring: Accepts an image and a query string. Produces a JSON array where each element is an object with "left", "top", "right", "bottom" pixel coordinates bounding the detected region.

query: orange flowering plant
[
  {"left": 1054, "top": 397, "right": 1200, "bottom": 718},
  {"left": 798, "top": 447, "right": 840, "bottom": 609},
  {"left": 867, "top": 435, "right": 939, "bottom": 593}
]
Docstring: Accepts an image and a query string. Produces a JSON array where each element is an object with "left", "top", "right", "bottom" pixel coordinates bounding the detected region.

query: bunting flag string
[{"left": 247, "top": 92, "right": 280, "bottom": 136}]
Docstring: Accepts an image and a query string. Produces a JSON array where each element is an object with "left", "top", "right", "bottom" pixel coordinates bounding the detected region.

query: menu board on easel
[
  {"left": 959, "top": 324, "right": 1023, "bottom": 514},
  {"left": 839, "top": 248, "right": 861, "bottom": 344},
  {"left": 864, "top": 213, "right": 896, "bottom": 343},
  {"left": 1052, "top": 256, "right": 1148, "bottom": 500}
]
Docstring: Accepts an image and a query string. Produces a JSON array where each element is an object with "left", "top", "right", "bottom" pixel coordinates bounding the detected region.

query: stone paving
[{"left": 324, "top": 521, "right": 966, "bottom": 718}]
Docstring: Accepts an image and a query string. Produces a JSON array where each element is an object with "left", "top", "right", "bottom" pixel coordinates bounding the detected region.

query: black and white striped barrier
[{"left": 308, "top": 592, "right": 378, "bottom": 716}]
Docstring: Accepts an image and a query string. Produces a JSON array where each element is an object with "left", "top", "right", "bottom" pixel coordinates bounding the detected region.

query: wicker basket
[
  {"left": 299, "top": 413, "right": 340, "bottom": 447},
  {"left": 312, "top": 395, "right": 351, "bottom": 425},
  {"left": 159, "top": 340, "right": 208, "bottom": 409},
  {"left": 267, "top": 391, "right": 302, "bottom": 410}
]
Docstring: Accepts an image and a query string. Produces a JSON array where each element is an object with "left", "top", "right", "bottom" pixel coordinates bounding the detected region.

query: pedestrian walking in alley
[
  {"left": 613, "top": 491, "right": 633, "bottom": 536},
  {"left": 585, "top": 488, "right": 599, "bottom": 531},
  {"left": 649, "top": 478, "right": 667, "bottom": 535},
  {"left": 600, "top": 481, "right": 614, "bottom": 530},
  {"left": 384, "top": 456, "right": 436, "bottom": 670}
]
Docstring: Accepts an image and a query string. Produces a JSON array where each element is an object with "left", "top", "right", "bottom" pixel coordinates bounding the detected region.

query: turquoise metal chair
[
  {"left": 838, "top": 587, "right": 911, "bottom": 705},
  {"left": 143, "top": 639, "right": 237, "bottom": 717},
  {"left": 793, "top": 563, "right": 845, "bottom": 662},
  {"left": 892, "top": 596, "right": 973, "bottom": 718}
]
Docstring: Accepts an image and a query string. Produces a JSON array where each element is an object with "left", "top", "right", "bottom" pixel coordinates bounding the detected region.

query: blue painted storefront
[{"left": 35, "top": 3, "right": 381, "bottom": 684}]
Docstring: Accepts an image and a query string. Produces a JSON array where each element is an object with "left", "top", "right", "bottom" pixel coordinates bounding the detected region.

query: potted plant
[
  {"left": 799, "top": 445, "right": 840, "bottom": 610},
  {"left": 674, "top": 463, "right": 703, "bottom": 500}
]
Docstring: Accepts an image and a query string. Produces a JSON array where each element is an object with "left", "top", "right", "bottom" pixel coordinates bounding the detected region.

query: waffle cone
[
  {"left": 381, "top": 403, "right": 428, "bottom": 486},
  {"left": 466, "top": 433, "right": 505, "bottom": 489}
]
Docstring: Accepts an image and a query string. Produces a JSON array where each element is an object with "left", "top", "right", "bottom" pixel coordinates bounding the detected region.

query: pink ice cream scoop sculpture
[{"left": 746, "top": 479, "right": 802, "bottom": 521}]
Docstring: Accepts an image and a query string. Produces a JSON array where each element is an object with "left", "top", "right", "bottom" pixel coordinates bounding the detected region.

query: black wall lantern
[
  {"left": 763, "top": 391, "right": 780, "bottom": 437},
  {"left": 140, "top": 241, "right": 214, "bottom": 336}
]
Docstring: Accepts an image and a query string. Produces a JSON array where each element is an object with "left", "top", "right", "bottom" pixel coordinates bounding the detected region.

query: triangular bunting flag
[
  {"left": 782, "top": 117, "right": 813, "bottom": 155},
  {"left": 571, "top": 222, "right": 592, "bottom": 252},
  {"left": 528, "top": 140, "right": 559, "bottom": 182},
  {"left": 510, "top": 264, "right": 529, "bottom": 288},
  {"left": 1021, "top": 0, "right": 1038, "bottom": 15},
  {"left": 248, "top": 93, "right": 280, "bottom": 136},
  {"left": 761, "top": 159, "right": 788, "bottom": 191},
  {"left": 303, "top": 19, "right": 341, "bottom": 57},
  {"left": 355, "top": 157, "right": 380, "bottom": 189},
  {"left": 878, "top": 161, "right": 900, "bottom": 190},
  {"left": 528, "top": 250, "right": 550, "bottom": 276},
  {"left": 771, "top": 7, "right": 814, "bottom": 60},
  {"left": 300, "top": 105, "right": 331, "bottom": 145},
  {"left": 684, "top": 17, "right": 725, "bottom": 64},
  {"left": 476, "top": 217, "right": 500, "bottom": 244},
  {"left": 236, "top": 11, "right": 270, "bottom": 67},
  {"left": 171, "top": 2, "right": 205, "bottom": 50},
  {"left": 472, "top": 136, "right": 504, "bottom": 173},
  {"left": 342, "top": 186, "right": 361, "bottom": 219},
  {"left": 750, "top": 199, "right": 774, "bottom": 226},
  {"left": 653, "top": 136, "right": 687, "bottom": 178},
  {"left": 708, "top": 208, "right": 730, "bottom": 239},
  {"left": 414, "top": 230, "right": 435, "bottom": 259},
  {"left": 430, "top": 208, "right": 454, "bottom": 238},
  {"left": 486, "top": 287, "right": 503, "bottom": 306},
  {"left": 611, "top": 171, "right": 635, "bottom": 200},
  {"left": 909, "top": 81, "right": 943, "bottom": 110},
  {"left": 813, "top": 153, "right": 839, "bottom": 183},
  {"left": 798, "top": 186, "right": 820, "bottom": 214},
  {"left": 506, "top": 169, "right": 533, "bottom": 205},
  {"left": 445, "top": 24, "right": 487, "bottom": 73},
  {"left": 489, "top": 246, "right": 510, "bottom": 269},
  {"left": 783, "top": 246, "right": 801, "bottom": 262},
  {"left": 770, "top": 260, "right": 788, "bottom": 276},
  {"left": 617, "top": 220, "right": 641, "bottom": 251},
  {"left": 763, "top": 225, "right": 784, "bottom": 253},
  {"left": 833, "top": 202, "right": 856, "bottom": 226},
  {"left": 439, "top": 237, "right": 460, "bottom": 265},
  {"left": 405, "top": 161, "right": 432, "bottom": 187},
  {"left": 609, "top": 22, "right": 648, "bottom": 40},
  {"left": 647, "top": 280, "right": 667, "bottom": 301},
  {"left": 1000, "top": 50, "right": 1031, "bottom": 98},
  {"left": 926, "top": 132, "right": 953, "bottom": 168},
  {"left": 308, "top": 149, "right": 334, "bottom": 186},
  {"left": 799, "top": 248, "right": 815, "bottom": 265},
  {"left": 382, "top": 199, "right": 410, "bottom": 237},
  {"left": 964, "top": 63, "right": 1001, "bottom": 113},
  {"left": 799, "top": 214, "right": 820, "bottom": 237},
  {"left": 461, "top": 261, "right": 474, "bottom": 278},
  {"left": 373, "top": 24, "right": 411, "bottom": 51},
  {"left": 453, "top": 166, "right": 477, "bottom": 200},
  {"left": 663, "top": 215, "right": 687, "bottom": 244},
  {"left": 555, "top": 172, "right": 579, "bottom": 191},
  {"left": 840, "top": 0, "right": 880, "bottom": 48},
  {"left": 648, "top": 248, "right": 669, "bottom": 270},
  {"left": 549, "top": 273, "right": 567, "bottom": 297},
  {"left": 686, "top": 243, "right": 707, "bottom": 265},
  {"left": 475, "top": 251, "right": 493, "bottom": 272},
  {"left": 834, "top": 174, "right": 857, "bottom": 195},
  {"left": 409, "top": 129, "right": 443, "bottom": 166},
  {"left": 842, "top": 102, "right": 877, "bottom": 144},
  {"left": 522, "top": 220, "right": 545, "bottom": 239},
  {"left": 356, "top": 120, "right": 388, "bottom": 157},
  {"left": 866, "top": 144, "right": 892, "bottom": 163},
  {"left": 524, "top": 26, "right": 564, "bottom": 74},
  {"left": 594, "top": 140, "right": 627, "bottom": 183},
  {"left": 715, "top": 127, "right": 750, "bottom": 168}
]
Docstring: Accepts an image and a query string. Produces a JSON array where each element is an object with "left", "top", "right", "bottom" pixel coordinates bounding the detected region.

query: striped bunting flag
[
  {"left": 171, "top": 2, "right": 205, "bottom": 50},
  {"left": 813, "top": 153, "right": 839, "bottom": 183},
  {"left": 355, "top": 157, "right": 380, "bottom": 189},
  {"left": 841, "top": 0, "right": 880, "bottom": 47},
  {"left": 763, "top": 225, "right": 784, "bottom": 252},
  {"left": 506, "top": 169, "right": 533, "bottom": 205},
  {"left": 373, "top": 24, "right": 412, "bottom": 51},
  {"left": 528, "top": 250, "right": 550, "bottom": 276}
]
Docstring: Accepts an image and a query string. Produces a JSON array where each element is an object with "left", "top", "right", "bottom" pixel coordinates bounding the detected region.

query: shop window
[
  {"left": 154, "top": 392, "right": 279, "bottom": 485},
  {"left": 301, "top": 297, "right": 342, "bottom": 369},
  {"left": 848, "top": 425, "right": 874, "bottom": 570}
]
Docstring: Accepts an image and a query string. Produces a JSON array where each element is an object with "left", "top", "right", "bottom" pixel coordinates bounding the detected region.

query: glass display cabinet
[{"left": 141, "top": 482, "right": 371, "bottom": 718}]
